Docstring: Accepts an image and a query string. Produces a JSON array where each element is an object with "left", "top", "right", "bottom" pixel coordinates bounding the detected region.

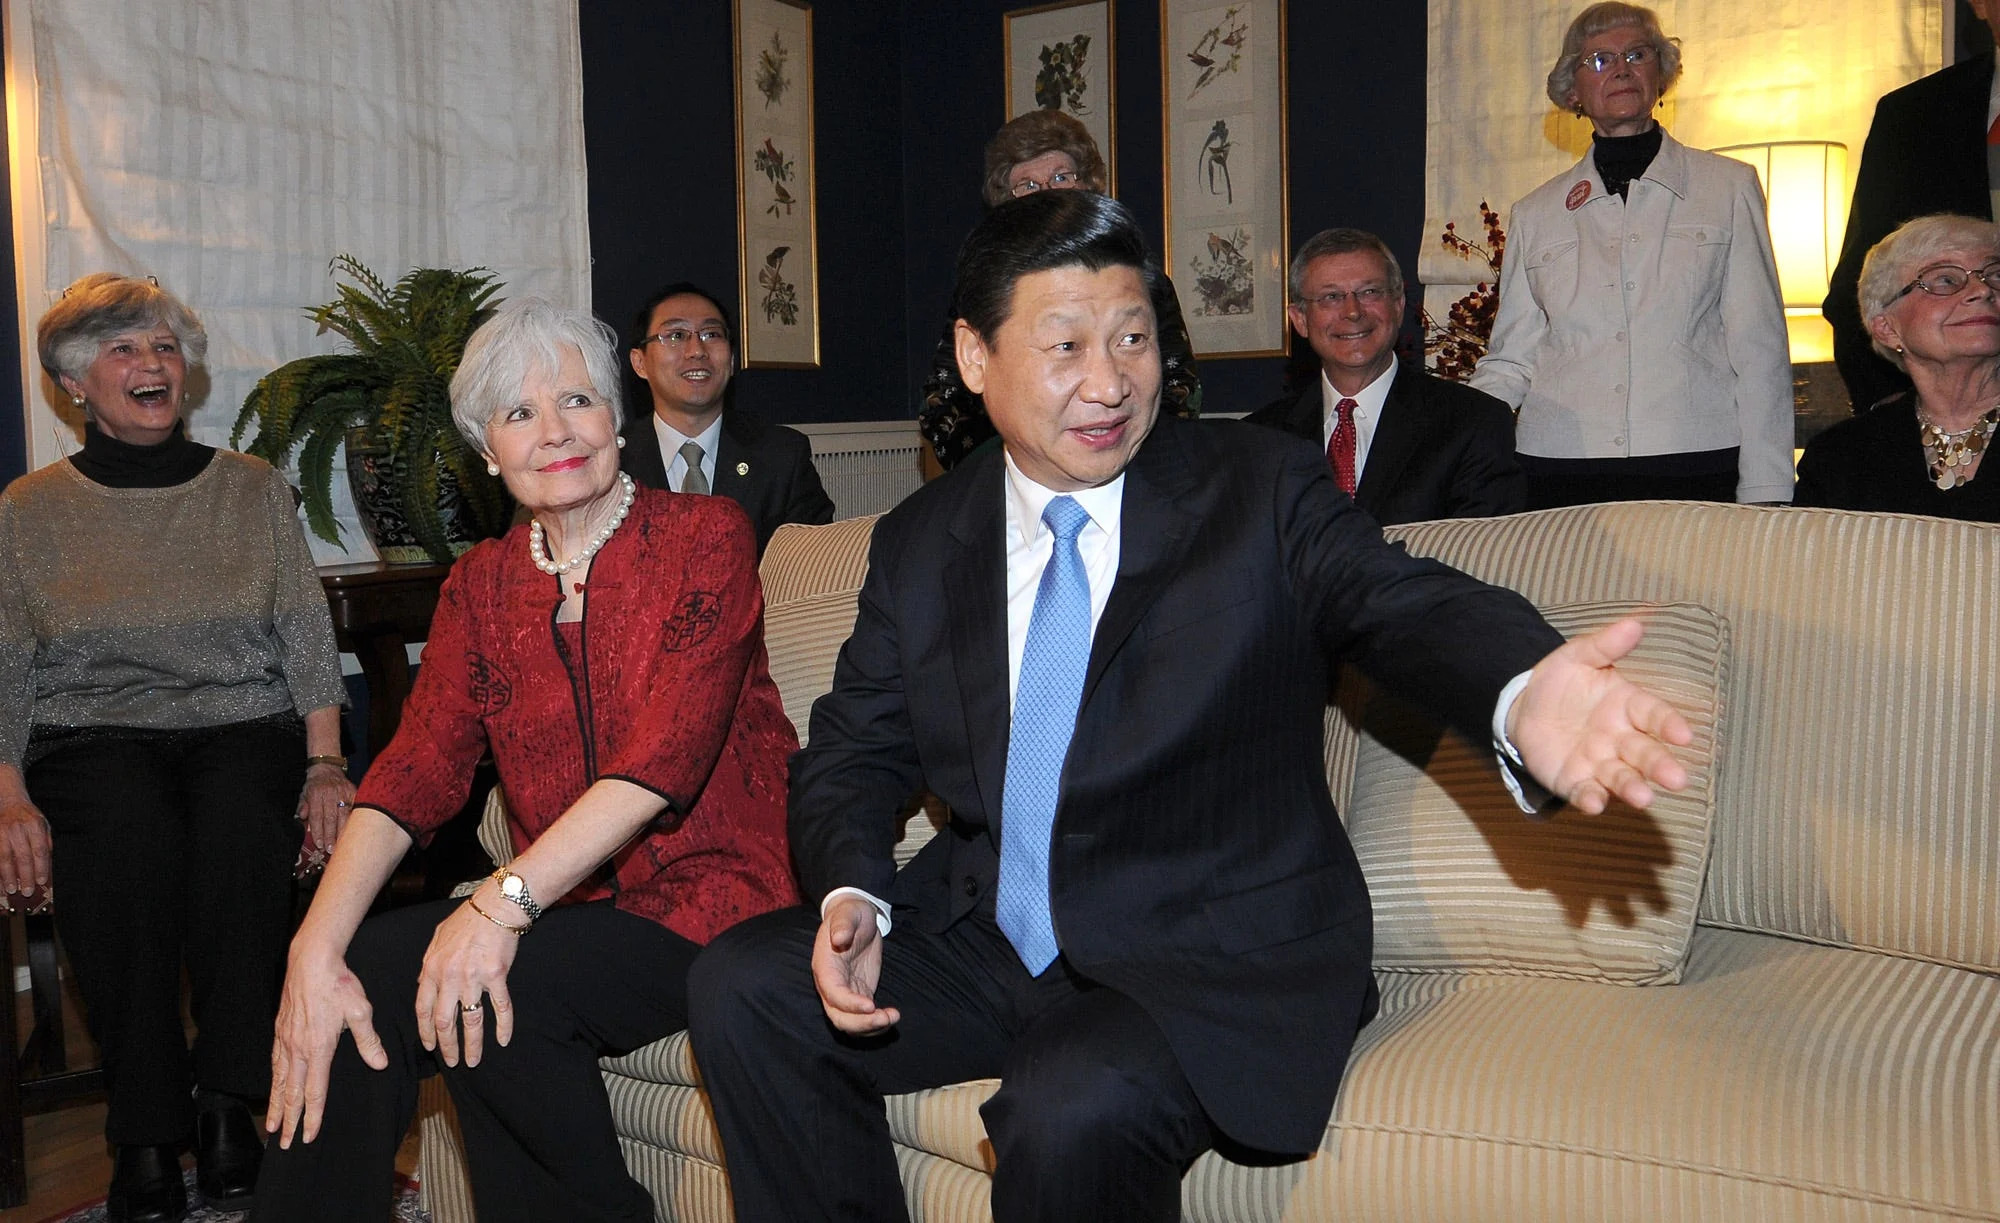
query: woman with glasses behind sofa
[{"left": 1794, "top": 214, "right": 2000, "bottom": 520}]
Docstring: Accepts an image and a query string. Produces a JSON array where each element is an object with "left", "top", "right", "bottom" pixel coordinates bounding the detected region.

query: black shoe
[
  {"left": 107, "top": 1144, "right": 187, "bottom": 1223},
  {"left": 195, "top": 1100, "right": 262, "bottom": 1211}
]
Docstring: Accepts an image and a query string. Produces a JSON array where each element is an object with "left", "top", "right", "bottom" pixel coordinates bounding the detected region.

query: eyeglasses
[
  {"left": 645, "top": 326, "right": 730, "bottom": 348},
  {"left": 1301, "top": 286, "right": 1392, "bottom": 312},
  {"left": 1580, "top": 45, "right": 1658, "bottom": 73},
  {"left": 1888, "top": 262, "right": 2000, "bottom": 304},
  {"left": 1009, "top": 170, "right": 1084, "bottom": 197}
]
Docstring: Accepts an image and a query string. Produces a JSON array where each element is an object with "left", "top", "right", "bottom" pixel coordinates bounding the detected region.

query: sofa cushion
[
  {"left": 761, "top": 514, "right": 879, "bottom": 605},
  {"left": 762, "top": 587, "right": 864, "bottom": 746},
  {"left": 1180, "top": 928, "right": 2000, "bottom": 1222},
  {"left": 1383, "top": 504, "right": 2000, "bottom": 976},
  {"left": 1343, "top": 600, "right": 1728, "bottom": 984}
]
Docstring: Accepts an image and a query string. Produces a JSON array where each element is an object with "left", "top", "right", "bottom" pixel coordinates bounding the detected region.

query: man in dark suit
[
  {"left": 1247, "top": 228, "right": 1522, "bottom": 525},
  {"left": 687, "top": 192, "right": 1691, "bottom": 1222},
  {"left": 1825, "top": 3, "right": 1996, "bottom": 412},
  {"left": 620, "top": 282, "right": 833, "bottom": 554}
]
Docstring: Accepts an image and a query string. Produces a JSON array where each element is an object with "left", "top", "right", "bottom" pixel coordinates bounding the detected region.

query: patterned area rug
[{"left": 37, "top": 1170, "right": 429, "bottom": 1223}]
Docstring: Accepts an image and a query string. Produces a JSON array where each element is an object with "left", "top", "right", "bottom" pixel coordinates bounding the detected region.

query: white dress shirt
[
  {"left": 824, "top": 452, "right": 1542, "bottom": 937},
  {"left": 652, "top": 413, "right": 725, "bottom": 493},
  {"left": 1319, "top": 362, "right": 1398, "bottom": 485}
]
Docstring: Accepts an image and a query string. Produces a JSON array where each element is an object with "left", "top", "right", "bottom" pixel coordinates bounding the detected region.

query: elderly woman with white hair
[
  {"left": 1470, "top": 1, "right": 1794, "bottom": 509},
  {"left": 253, "top": 298, "right": 799, "bottom": 1222},
  {"left": 0, "top": 273, "right": 350, "bottom": 1222},
  {"left": 1795, "top": 214, "right": 2000, "bottom": 518}
]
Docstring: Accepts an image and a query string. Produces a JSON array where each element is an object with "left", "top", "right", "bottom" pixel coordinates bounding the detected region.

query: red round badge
[{"left": 1564, "top": 180, "right": 1592, "bottom": 211}]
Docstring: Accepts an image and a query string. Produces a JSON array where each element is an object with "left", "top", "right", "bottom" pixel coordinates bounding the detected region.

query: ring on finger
[{"left": 460, "top": 1001, "right": 484, "bottom": 1014}]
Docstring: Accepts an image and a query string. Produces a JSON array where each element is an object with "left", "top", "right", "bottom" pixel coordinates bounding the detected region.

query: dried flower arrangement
[{"left": 1420, "top": 201, "right": 1505, "bottom": 382}]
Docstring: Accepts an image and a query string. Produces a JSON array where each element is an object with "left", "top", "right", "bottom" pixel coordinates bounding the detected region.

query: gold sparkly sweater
[{"left": 0, "top": 451, "right": 346, "bottom": 766}]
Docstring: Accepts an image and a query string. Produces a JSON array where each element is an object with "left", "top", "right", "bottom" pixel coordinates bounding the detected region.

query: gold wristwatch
[{"left": 490, "top": 868, "right": 544, "bottom": 924}]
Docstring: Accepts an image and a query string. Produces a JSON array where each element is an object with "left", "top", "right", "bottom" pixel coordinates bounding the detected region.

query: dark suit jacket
[
  {"left": 1244, "top": 362, "right": 1525, "bottom": 525},
  {"left": 1824, "top": 53, "right": 1994, "bottom": 413},
  {"left": 788, "top": 416, "right": 1562, "bottom": 1154},
  {"left": 620, "top": 408, "right": 834, "bottom": 555}
]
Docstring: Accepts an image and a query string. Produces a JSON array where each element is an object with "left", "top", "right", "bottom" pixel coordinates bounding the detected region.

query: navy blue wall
[{"left": 580, "top": 0, "right": 907, "bottom": 426}]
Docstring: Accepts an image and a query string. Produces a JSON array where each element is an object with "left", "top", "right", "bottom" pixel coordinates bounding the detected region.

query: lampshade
[{"left": 1714, "top": 141, "right": 1849, "bottom": 364}]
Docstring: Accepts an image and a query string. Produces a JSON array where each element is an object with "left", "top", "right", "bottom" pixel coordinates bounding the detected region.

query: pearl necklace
[
  {"left": 1917, "top": 405, "right": 1999, "bottom": 491},
  {"left": 529, "top": 472, "right": 636, "bottom": 575}
]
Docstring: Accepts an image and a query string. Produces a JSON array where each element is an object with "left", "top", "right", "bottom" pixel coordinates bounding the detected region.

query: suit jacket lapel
[
  {"left": 1354, "top": 364, "right": 1424, "bottom": 515},
  {"left": 1081, "top": 422, "right": 1199, "bottom": 708},
  {"left": 710, "top": 413, "right": 760, "bottom": 503},
  {"left": 941, "top": 456, "right": 1012, "bottom": 827},
  {"left": 618, "top": 416, "right": 669, "bottom": 490}
]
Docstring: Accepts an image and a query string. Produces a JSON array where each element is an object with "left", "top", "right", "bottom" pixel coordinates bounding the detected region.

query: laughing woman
[
  {"left": 252, "top": 299, "right": 798, "bottom": 1222},
  {"left": 0, "top": 274, "right": 352, "bottom": 1223}
]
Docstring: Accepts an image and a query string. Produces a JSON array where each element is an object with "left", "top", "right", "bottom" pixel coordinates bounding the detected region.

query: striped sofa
[{"left": 419, "top": 501, "right": 1998, "bottom": 1222}]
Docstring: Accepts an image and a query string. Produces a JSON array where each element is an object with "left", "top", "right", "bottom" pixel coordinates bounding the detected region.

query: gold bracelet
[
  {"left": 466, "top": 897, "right": 530, "bottom": 935},
  {"left": 305, "top": 754, "right": 348, "bottom": 771}
]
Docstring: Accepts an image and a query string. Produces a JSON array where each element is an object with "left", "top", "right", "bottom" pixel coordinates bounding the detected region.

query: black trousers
[
  {"left": 1519, "top": 449, "right": 1741, "bottom": 510},
  {"left": 27, "top": 716, "right": 306, "bottom": 1145},
  {"left": 252, "top": 898, "right": 700, "bottom": 1223},
  {"left": 688, "top": 905, "right": 1220, "bottom": 1223}
]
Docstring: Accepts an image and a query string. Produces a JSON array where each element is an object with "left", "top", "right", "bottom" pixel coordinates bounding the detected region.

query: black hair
[
  {"left": 627, "top": 282, "right": 735, "bottom": 352},
  {"left": 953, "top": 191, "right": 1163, "bottom": 342}
]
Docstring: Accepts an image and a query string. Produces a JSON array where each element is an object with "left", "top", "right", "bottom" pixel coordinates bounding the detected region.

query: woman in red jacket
[{"left": 253, "top": 298, "right": 800, "bottom": 1222}]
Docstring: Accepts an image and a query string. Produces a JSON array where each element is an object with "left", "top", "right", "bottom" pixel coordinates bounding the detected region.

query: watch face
[{"left": 501, "top": 875, "right": 523, "bottom": 899}]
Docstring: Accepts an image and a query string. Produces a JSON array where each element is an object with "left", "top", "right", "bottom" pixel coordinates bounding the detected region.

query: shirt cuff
[
  {"left": 821, "top": 886, "right": 893, "bottom": 937},
  {"left": 1491, "top": 669, "right": 1556, "bottom": 816}
]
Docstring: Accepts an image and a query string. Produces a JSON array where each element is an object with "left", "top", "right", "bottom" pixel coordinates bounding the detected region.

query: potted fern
[{"left": 231, "top": 255, "right": 512, "bottom": 564}]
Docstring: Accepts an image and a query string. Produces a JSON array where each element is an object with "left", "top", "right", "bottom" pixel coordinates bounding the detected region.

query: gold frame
[
  {"left": 1002, "top": 0, "right": 1118, "bottom": 195},
  {"left": 733, "top": 0, "right": 821, "bottom": 369},
  {"left": 1160, "top": 0, "right": 1290, "bottom": 360}
]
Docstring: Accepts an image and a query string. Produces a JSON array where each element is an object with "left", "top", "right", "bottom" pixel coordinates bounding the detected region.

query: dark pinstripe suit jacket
[{"left": 786, "top": 414, "right": 1561, "bottom": 1154}]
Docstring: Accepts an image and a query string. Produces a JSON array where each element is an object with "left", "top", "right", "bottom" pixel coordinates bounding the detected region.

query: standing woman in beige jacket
[{"left": 1471, "top": 2, "right": 1794, "bottom": 509}]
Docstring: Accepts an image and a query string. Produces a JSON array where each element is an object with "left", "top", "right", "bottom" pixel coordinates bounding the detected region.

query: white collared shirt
[
  {"left": 652, "top": 412, "right": 725, "bottom": 493},
  {"left": 1318, "top": 362, "right": 1398, "bottom": 485},
  {"left": 1001, "top": 451, "right": 1124, "bottom": 709}
]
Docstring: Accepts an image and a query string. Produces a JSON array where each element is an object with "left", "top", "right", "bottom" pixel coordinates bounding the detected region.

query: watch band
[{"left": 490, "top": 867, "right": 545, "bottom": 923}]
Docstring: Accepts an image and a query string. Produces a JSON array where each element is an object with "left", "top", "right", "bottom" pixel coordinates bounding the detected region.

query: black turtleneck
[
  {"left": 69, "top": 421, "right": 215, "bottom": 489},
  {"left": 1593, "top": 125, "right": 1663, "bottom": 201}
]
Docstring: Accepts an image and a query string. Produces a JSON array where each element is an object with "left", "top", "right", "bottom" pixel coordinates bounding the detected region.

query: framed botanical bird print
[
  {"left": 734, "top": 0, "right": 820, "bottom": 367},
  {"left": 1161, "top": 0, "right": 1289, "bottom": 358},
  {"left": 1004, "top": 1, "right": 1117, "bottom": 193}
]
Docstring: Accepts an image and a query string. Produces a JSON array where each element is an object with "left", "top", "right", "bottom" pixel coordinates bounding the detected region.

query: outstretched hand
[
  {"left": 812, "top": 896, "right": 899, "bottom": 1034},
  {"left": 267, "top": 946, "right": 387, "bottom": 1148},
  {"left": 1507, "top": 617, "right": 1692, "bottom": 814}
]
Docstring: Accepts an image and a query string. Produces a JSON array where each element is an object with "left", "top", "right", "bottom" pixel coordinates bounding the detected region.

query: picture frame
[
  {"left": 1004, "top": 0, "right": 1117, "bottom": 193},
  {"left": 1160, "top": 0, "right": 1289, "bottom": 359},
  {"left": 734, "top": 0, "right": 820, "bottom": 368}
]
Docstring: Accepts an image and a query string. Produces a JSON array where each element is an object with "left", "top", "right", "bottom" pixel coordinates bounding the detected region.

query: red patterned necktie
[{"left": 1327, "top": 398, "right": 1358, "bottom": 496}]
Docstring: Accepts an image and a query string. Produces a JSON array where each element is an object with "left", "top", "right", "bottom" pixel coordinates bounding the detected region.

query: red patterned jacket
[{"left": 356, "top": 487, "right": 799, "bottom": 944}]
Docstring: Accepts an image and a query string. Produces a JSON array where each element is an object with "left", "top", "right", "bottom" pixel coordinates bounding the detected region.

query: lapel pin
[{"left": 736, "top": 462, "right": 750, "bottom": 476}]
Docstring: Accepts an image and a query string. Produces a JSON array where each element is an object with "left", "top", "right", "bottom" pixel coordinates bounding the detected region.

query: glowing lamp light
[{"left": 1714, "top": 141, "right": 1849, "bottom": 364}]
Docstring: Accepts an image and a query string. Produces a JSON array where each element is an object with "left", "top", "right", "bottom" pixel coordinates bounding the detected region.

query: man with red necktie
[{"left": 1247, "top": 228, "right": 1523, "bottom": 525}]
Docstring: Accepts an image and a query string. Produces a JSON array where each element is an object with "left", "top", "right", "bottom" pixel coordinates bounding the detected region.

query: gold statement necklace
[{"left": 1917, "top": 404, "right": 1999, "bottom": 490}]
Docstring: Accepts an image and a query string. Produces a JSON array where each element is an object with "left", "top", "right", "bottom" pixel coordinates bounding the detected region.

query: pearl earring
[
  {"left": 71, "top": 395, "right": 85, "bottom": 407},
  {"left": 615, "top": 435, "right": 627, "bottom": 449},
  {"left": 486, "top": 461, "right": 500, "bottom": 476}
]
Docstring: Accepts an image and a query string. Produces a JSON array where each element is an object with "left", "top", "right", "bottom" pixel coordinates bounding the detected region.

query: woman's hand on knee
[
  {"left": 268, "top": 944, "right": 385, "bottom": 1149},
  {"left": 0, "top": 794, "right": 52, "bottom": 913},
  {"left": 414, "top": 900, "right": 521, "bottom": 1069}
]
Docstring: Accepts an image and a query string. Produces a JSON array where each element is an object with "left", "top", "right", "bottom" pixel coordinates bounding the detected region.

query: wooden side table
[{"left": 319, "top": 561, "right": 450, "bottom": 759}]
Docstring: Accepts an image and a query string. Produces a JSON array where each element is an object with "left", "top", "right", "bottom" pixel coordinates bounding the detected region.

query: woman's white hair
[
  {"left": 1857, "top": 213, "right": 2000, "bottom": 371},
  {"left": 449, "top": 298, "right": 625, "bottom": 451},
  {"left": 1545, "top": 2, "right": 1684, "bottom": 113}
]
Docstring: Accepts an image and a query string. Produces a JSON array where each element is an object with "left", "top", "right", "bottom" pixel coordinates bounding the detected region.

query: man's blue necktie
[{"left": 997, "top": 495, "right": 1093, "bottom": 975}]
